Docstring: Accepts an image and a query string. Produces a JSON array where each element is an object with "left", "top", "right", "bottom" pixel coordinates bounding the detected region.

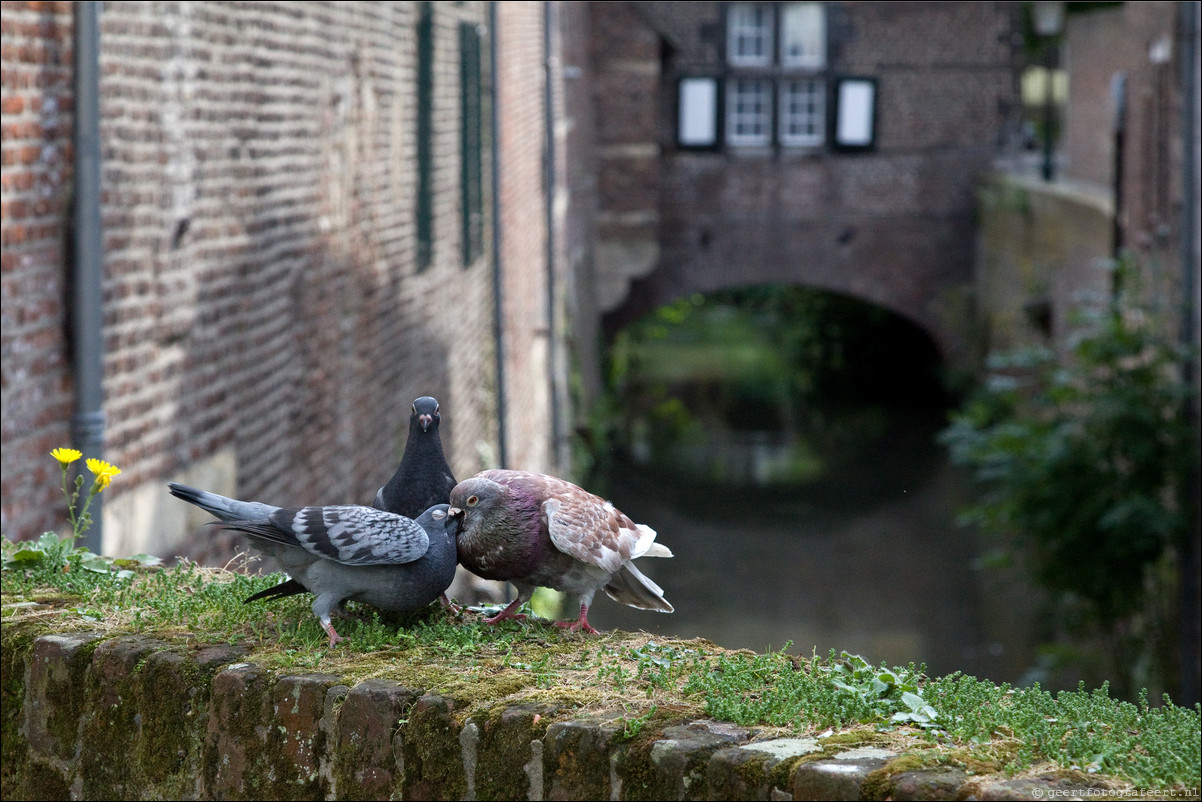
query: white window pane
[
  {"left": 726, "top": 78, "right": 772, "bottom": 146},
  {"left": 779, "top": 79, "right": 825, "bottom": 147},
  {"left": 728, "top": 3, "right": 773, "bottom": 67},
  {"left": 678, "top": 78, "right": 718, "bottom": 146},
  {"left": 780, "top": 3, "right": 826, "bottom": 68},
  {"left": 836, "top": 79, "right": 876, "bottom": 147}
]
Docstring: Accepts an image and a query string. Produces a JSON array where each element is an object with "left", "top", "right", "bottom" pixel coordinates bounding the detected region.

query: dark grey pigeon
[
  {"left": 448, "top": 469, "right": 673, "bottom": 634},
  {"left": 372, "top": 395, "right": 459, "bottom": 608},
  {"left": 168, "top": 483, "right": 459, "bottom": 647},
  {"left": 374, "top": 396, "right": 457, "bottom": 517}
]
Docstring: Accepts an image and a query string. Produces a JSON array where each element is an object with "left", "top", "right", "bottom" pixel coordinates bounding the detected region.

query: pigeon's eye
[
  {"left": 466, "top": 495, "right": 479, "bottom": 507},
  {"left": 411, "top": 404, "right": 417, "bottom": 414}
]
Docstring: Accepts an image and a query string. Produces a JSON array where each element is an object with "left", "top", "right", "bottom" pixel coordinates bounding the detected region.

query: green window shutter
[
  {"left": 460, "top": 22, "right": 484, "bottom": 265},
  {"left": 416, "top": 2, "right": 434, "bottom": 271}
]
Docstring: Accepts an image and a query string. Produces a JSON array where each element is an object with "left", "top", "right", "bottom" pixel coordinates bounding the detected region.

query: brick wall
[
  {"left": 1061, "top": 2, "right": 1183, "bottom": 296},
  {"left": 1, "top": 1, "right": 76, "bottom": 541},
  {"left": 1, "top": 2, "right": 568, "bottom": 559},
  {"left": 494, "top": 2, "right": 553, "bottom": 475}
]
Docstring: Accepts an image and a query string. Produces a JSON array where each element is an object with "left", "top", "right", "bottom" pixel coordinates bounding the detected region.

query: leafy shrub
[{"left": 941, "top": 258, "right": 1197, "bottom": 692}]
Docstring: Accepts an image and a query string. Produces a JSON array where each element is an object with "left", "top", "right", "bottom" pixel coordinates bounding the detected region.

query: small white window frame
[
  {"left": 727, "top": 3, "right": 774, "bottom": 67},
  {"left": 779, "top": 3, "right": 826, "bottom": 70},
  {"left": 778, "top": 78, "right": 825, "bottom": 147},
  {"left": 726, "top": 77, "right": 773, "bottom": 147}
]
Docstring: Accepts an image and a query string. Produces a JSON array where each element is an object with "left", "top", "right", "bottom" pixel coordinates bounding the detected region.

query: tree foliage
[{"left": 941, "top": 259, "right": 1196, "bottom": 628}]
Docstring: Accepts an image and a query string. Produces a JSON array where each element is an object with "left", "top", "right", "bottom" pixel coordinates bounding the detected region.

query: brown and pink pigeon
[{"left": 448, "top": 469, "right": 673, "bottom": 634}]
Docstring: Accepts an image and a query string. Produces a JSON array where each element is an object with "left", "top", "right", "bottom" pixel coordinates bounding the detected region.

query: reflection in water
[{"left": 587, "top": 408, "right": 1045, "bottom": 686}]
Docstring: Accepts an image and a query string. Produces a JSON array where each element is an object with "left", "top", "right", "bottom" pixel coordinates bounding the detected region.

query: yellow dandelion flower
[
  {"left": 51, "top": 448, "right": 83, "bottom": 466},
  {"left": 86, "top": 459, "right": 122, "bottom": 492},
  {"left": 86, "top": 458, "right": 121, "bottom": 477}
]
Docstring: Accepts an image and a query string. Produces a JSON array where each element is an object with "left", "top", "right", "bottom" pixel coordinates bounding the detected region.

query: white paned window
[
  {"left": 727, "top": 4, "right": 773, "bottom": 67},
  {"left": 779, "top": 78, "right": 825, "bottom": 146},
  {"left": 702, "top": 2, "right": 828, "bottom": 150},
  {"left": 726, "top": 78, "right": 772, "bottom": 146},
  {"left": 780, "top": 3, "right": 826, "bottom": 69}
]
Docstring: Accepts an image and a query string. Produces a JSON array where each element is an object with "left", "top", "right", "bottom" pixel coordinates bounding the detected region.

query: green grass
[{"left": 3, "top": 537, "right": 1199, "bottom": 791}]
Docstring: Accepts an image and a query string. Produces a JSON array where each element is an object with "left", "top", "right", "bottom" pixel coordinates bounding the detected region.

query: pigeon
[
  {"left": 448, "top": 469, "right": 673, "bottom": 634},
  {"left": 374, "top": 396, "right": 457, "bottom": 517},
  {"left": 167, "top": 483, "right": 459, "bottom": 646},
  {"left": 372, "top": 395, "right": 459, "bottom": 609}
]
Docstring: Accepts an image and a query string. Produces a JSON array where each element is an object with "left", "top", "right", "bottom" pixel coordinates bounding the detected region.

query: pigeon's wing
[
  {"left": 540, "top": 490, "right": 642, "bottom": 575},
  {"left": 260, "top": 505, "right": 432, "bottom": 566}
]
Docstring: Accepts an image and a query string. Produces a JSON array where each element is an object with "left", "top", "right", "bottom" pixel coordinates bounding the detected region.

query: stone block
[
  {"left": 79, "top": 635, "right": 167, "bottom": 799},
  {"left": 203, "top": 662, "right": 273, "bottom": 800},
  {"left": 265, "top": 673, "right": 343, "bottom": 800},
  {"left": 332, "top": 678, "right": 419, "bottom": 802},
  {"left": 24, "top": 633, "right": 102, "bottom": 764},
  {"left": 708, "top": 738, "right": 823, "bottom": 801},
  {"left": 636, "top": 719, "right": 752, "bottom": 801},
  {"left": 790, "top": 746, "right": 895, "bottom": 801},
  {"left": 887, "top": 768, "right": 969, "bottom": 800},
  {"left": 544, "top": 716, "right": 624, "bottom": 801},
  {"left": 471, "top": 703, "right": 557, "bottom": 801},
  {"left": 400, "top": 692, "right": 467, "bottom": 801}
]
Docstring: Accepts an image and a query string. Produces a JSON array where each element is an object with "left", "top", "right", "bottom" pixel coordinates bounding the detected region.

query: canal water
[{"left": 586, "top": 406, "right": 1047, "bottom": 687}]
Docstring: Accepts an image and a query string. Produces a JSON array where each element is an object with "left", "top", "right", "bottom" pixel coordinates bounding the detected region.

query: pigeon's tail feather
[
  {"left": 603, "top": 562, "right": 674, "bottom": 613},
  {"left": 631, "top": 524, "right": 673, "bottom": 560},
  {"left": 641, "top": 542, "right": 673, "bottom": 559},
  {"left": 168, "top": 482, "right": 279, "bottom": 522},
  {"left": 244, "top": 578, "right": 308, "bottom": 604}
]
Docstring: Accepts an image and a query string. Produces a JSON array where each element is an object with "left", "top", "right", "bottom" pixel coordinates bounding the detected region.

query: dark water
[{"left": 586, "top": 408, "right": 1046, "bottom": 686}]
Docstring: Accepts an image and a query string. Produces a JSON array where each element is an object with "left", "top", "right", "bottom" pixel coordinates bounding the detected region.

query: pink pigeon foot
[
  {"left": 439, "top": 593, "right": 463, "bottom": 616},
  {"left": 483, "top": 597, "right": 528, "bottom": 625},
  {"left": 554, "top": 605, "right": 600, "bottom": 634},
  {"left": 323, "top": 622, "right": 345, "bottom": 647}
]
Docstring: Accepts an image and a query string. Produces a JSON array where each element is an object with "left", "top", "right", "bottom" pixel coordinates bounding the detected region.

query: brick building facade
[
  {"left": 588, "top": 2, "right": 1022, "bottom": 367},
  {"left": 1, "top": 2, "right": 568, "bottom": 558}
]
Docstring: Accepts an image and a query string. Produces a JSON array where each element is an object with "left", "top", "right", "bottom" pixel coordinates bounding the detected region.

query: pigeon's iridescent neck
[{"left": 457, "top": 485, "right": 547, "bottom": 580}]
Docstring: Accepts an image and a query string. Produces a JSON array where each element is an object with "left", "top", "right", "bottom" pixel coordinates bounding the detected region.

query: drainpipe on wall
[
  {"left": 489, "top": 1, "right": 509, "bottom": 469},
  {"left": 72, "top": 1, "right": 107, "bottom": 554},
  {"left": 1110, "top": 71, "right": 1127, "bottom": 261}
]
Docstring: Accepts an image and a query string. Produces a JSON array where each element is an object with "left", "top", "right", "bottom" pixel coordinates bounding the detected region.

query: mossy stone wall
[{"left": 1, "top": 627, "right": 1115, "bottom": 800}]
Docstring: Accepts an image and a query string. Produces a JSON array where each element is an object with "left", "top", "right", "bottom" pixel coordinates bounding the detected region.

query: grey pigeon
[
  {"left": 448, "top": 469, "right": 673, "bottom": 634},
  {"left": 167, "top": 483, "right": 459, "bottom": 646},
  {"left": 372, "top": 395, "right": 459, "bottom": 608},
  {"left": 374, "top": 396, "right": 457, "bottom": 517}
]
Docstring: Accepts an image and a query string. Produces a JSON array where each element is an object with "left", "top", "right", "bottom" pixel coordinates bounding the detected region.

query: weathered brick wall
[
  {"left": 495, "top": 2, "right": 554, "bottom": 476},
  {"left": 593, "top": 1, "right": 1021, "bottom": 367},
  {"left": 2, "top": 2, "right": 565, "bottom": 560},
  {"left": 0, "top": 1, "right": 77, "bottom": 542},
  {"left": 549, "top": 2, "right": 603, "bottom": 416},
  {"left": 1060, "top": 2, "right": 1184, "bottom": 307}
]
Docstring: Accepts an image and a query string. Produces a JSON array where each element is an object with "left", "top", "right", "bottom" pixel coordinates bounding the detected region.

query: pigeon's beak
[{"left": 419, "top": 414, "right": 433, "bottom": 432}]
